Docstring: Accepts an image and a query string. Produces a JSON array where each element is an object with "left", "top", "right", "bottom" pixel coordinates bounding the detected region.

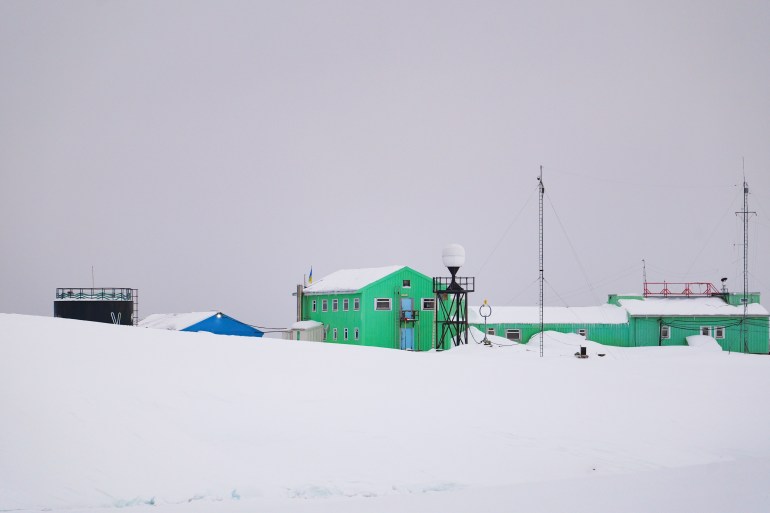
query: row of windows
[
  {"left": 488, "top": 328, "right": 589, "bottom": 342},
  {"left": 485, "top": 326, "right": 728, "bottom": 342},
  {"left": 311, "top": 297, "right": 436, "bottom": 313},
  {"left": 660, "top": 325, "right": 725, "bottom": 339},
  {"left": 486, "top": 328, "right": 522, "bottom": 342},
  {"left": 330, "top": 327, "right": 360, "bottom": 341},
  {"left": 312, "top": 298, "right": 360, "bottom": 313}
]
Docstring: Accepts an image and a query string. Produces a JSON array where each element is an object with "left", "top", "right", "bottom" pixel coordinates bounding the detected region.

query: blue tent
[{"left": 139, "top": 311, "right": 264, "bottom": 337}]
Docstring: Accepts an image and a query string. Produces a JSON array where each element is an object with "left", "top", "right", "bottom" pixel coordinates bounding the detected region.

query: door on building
[{"left": 400, "top": 297, "right": 415, "bottom": 350}]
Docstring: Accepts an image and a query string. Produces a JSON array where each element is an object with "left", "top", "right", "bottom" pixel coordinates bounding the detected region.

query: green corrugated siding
[
  {"left": 475, "top": 315, "right": 769, "bottom": 354},
  {"left": 361, "top": 267, "right": 435, "bottom": 351},
  {"left": 476, "top": 322, "right": 629, "bottom": 346},
  {"left": 303, "top": 267, "right": 436, "bottom": 351},
  {"left": 630, "top": 316, "right": 770, "bottom": 352},
  {"left": 302, "top": 292, "right": 363, "bottom": 344}
]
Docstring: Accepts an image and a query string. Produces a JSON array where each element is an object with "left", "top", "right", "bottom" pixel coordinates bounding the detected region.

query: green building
[
  {"left": 298, "top": 266, "right": 437, "bottom": 351},
  {"left": 468, "top": 304, "right": 630, "bottom": 346},
  {"left": 469, "top": 292, "right": 769, "bottom": 354},
  {"left": 609, "top": 293, "right": 769, "bottom": 353}
]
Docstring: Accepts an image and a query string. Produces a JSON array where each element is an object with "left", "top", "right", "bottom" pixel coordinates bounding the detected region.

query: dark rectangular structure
[{"left": 54, "top": 288, "right": 137, "bottom": 326}]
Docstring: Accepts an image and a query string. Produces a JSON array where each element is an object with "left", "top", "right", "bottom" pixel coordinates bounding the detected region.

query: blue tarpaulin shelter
[{"left": 139, "top": 311, "right": 263, "bottom": 337}]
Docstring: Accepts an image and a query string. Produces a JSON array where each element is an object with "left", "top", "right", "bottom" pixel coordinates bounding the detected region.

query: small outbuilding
[
  {"left": 283, "top": 320, "right": 325, "bottom": 341},
  {"left": 139, "top": 311, "right": 263, "bottom": 337}
]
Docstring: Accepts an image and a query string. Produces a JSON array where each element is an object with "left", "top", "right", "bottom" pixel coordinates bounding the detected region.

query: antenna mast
[
  {"left": 735, "top": 159, "right": 756, "bottom": 352},
  {"left": 642, "top": 259, "right": 647, "bottom": 292},
  {"left": 538, "top": 166, "right": 545, "bottom": 358}
]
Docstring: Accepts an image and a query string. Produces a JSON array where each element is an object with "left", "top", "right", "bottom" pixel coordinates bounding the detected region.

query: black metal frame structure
[
  {"left": 55, "top": 287, "right": 139, "bottom": 326},
  {"left": 433, "top": 274, "right": 475, "bottom": 351}
]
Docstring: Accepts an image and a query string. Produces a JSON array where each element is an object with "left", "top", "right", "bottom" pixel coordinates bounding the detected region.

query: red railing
[{"left": 643, "top": 282, "right": 721, "bottom": 298}]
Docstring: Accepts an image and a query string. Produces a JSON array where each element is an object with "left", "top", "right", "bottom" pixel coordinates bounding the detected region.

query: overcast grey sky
[{"left": 1, "top": 0, "right": 768, "bottom": 329}]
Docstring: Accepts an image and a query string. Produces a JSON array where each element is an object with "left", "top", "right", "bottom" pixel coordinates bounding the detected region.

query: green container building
[
  {"left": 469, "top": 293, "right": 769, "bottom": 354},
  {"left": 298, "top": 266, "right": 437, "bottom": 351},
  {"left": 610, "top": 293, "right": 769, "bottom": 353},
  {"left": 468, "top": 304, "right": 630, "bottom": 346}
]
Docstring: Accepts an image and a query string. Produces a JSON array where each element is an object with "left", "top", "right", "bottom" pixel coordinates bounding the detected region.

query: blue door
[{"left": 400, "top": 297, "right": 415, "bottom": 350}]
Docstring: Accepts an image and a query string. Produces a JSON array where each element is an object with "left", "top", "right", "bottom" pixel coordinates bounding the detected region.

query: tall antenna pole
[
  {"left": 538, "top": 166, "right": 545, "bottom": 358},
  {"left": 642, "top": 258, "right": 647, "bottom": 293},
  {"left": 735, "top": 159, "right": 756, "bottom": 352}
]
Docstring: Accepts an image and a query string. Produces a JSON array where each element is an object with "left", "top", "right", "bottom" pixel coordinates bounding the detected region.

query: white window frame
[
  {"left": 714, "top": 326, "right": 725, "bottom": 339},
  {"left": 487, "top": 327, "right": 495, "bottom": 336},
  {"left": 700, "top": 326, "right": 711, "bottom": 337},
  {"left": 374, "top": 298, "right": 392, "bottom": 311},
  {"left": 333, "top": 328, "right": 338, "bottom": 341},
  {"left": 343, "top": 298, "right": 349, "bottom": 311},
  {"left": 402, "top": 279, "right": 411, "bottom": 288},
  {"left": 332, "top": 299, "right": 338, "bottom": 312},
  {"left": 312, "top": 299, "right": 317, "bottom": 313},
  {"left": 506, "top": 329, "right": 521, "bottom": 342},
  {"left": 577, "top": 328, "right": 587, "bottom": 337},
  {"left": 421, "top": 298, "right": 435, "bottom": 311},
  {"left": 322, "top": 299, "right": 328, "bottom": 312},
  {"left": 354, "top": 328, "right": 359, "bottom": 340},
  {"left": 353, "top": 298, "right": 360, "bottom": 311},
  {"left": 660, "top": 325, "right": 670, "bottom": 339},
  {"left": 344, "top": 328, "right": 349, "bottom": 341}
]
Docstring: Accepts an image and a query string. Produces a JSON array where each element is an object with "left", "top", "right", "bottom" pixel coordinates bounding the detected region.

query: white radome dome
[{"left": 442, "top": 243, "right": 466, "bottom": 268}]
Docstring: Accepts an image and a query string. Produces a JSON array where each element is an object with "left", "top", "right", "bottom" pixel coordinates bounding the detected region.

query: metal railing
[
  {"left": 432, "top": 276, "right": 475, "bottom": 293},
  {"left": 56, "top": 288, "right": 135, "bottom": 301},
  {"left": 643, "top": 282, "right": 721, "bottom": 298}
]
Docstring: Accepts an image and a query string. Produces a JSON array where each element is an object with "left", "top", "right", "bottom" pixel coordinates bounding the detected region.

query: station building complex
[{"left": 290, "top": 265, "right": 770, "bottom": 354}]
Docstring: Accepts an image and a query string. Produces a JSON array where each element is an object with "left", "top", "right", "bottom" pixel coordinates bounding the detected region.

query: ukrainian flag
[{"left": 308, "top": 266, "right": 313, "bottom": 284}]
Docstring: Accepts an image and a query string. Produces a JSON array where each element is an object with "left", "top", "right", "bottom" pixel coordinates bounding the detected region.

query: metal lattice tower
[
  {"left": 735, "top": 170, "right": 755, "bottom": 352},
  {"left": 538, "top": 166, "right": 544, "bottom": 358}
]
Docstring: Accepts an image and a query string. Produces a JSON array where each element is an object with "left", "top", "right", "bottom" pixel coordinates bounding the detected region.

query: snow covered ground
[{"left": 2, "top": 313, "right": 770, "bottom": 512}]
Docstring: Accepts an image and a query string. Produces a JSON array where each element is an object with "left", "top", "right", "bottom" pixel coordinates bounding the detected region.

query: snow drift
[{"left": 2, "top": 313, "right": 770, "bottom": 513}]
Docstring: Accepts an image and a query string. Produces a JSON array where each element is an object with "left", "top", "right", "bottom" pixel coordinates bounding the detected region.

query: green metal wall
[
  {"left": 641, "top": 316, "right": 769, "bottom": 353},
  {"left": 474, "top": 316, "right": 769, "bottom": 353},
  {"left": 302, "top": 267, "right": 436, "bottom": 351},
  {"left": 476, "top": 322, "right": 629, "bottom": 346}
]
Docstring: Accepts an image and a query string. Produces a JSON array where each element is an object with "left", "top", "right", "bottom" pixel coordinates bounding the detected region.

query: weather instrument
[{"left": 479, "top": 300, "right": 492, "bottom": 346}]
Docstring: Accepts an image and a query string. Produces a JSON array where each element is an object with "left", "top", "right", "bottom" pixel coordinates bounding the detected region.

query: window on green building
[
  {"left": 344, "top": 328, "right": 349, "bottom": 340},
  {"left": 577, "top": 329, "right": 587, "bottom": 337},
  {"left": 354, "top": 328, "right": 359, "bottom": 340},
  {"left": 333, "top": 328, "right": 338, "bottom": 340},
  {"left": 375, "top": 298, "right": 392, "bottom": 311},
  {"left": 403, "top": 279, "right": 411, "bottom": 288},
  {"left": 322, "top": 300, "right": 328, "bottom": 312},
  {"left": 343, "top": 298, "right": 349, "bottom": 311},
  {"left": 332, "top": 299, "right": 338, "bottom": 312},
  {"left": 422, "top": 298, "right": 435, "bottom": 310},
  {"left": 701, "top": 326, "right": 711, "bottom": 336},
  {"left": 506, "top": 329, "right": 521, "bottom": 342},
  {"left": 487, "top": 328, "right": 495, "bottom": 336},
  {"left": 354, "top": 298, "right": 360, "bottom": 310},
  {"left": 714, "top": 326, "right": 725, "bottom": 339},
  {"left": 312, "top": 300, "right": 317, "bottom": 313},
  {"left": 661, "top": 325, "right": 670, "bottom": 339}
]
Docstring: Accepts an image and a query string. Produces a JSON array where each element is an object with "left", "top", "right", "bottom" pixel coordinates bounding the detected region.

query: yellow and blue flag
[{"left": 308, "top": 266, "right": 313, "bottom": 284}]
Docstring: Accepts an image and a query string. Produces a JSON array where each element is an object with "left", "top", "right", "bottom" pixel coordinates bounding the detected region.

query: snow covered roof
[
  {"left": 468, "top": 304, "right": 628, "bottom": 324},
  {"left": 303, "top": 265, "right": 406, "bottom": 294},
  {"left": 139, "top": 312, "right": 218, "bottom": 331},
  {"left": 619, "top": 297, "right": 769, "bottom": 317},
  {"left": 289, "top": 320, "right": 323, "bottom": 330}
]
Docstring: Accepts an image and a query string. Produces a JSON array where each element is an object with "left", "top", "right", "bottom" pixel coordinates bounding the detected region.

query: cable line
[
  {"left": 473, "top": 184, "right": 539, "bottom": 276},
  {"left": 545, "top": 191, "right": 600, "bottom": 305},
  {"left": 684, "top": 187, "right": 741, "bottom": 277}
]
